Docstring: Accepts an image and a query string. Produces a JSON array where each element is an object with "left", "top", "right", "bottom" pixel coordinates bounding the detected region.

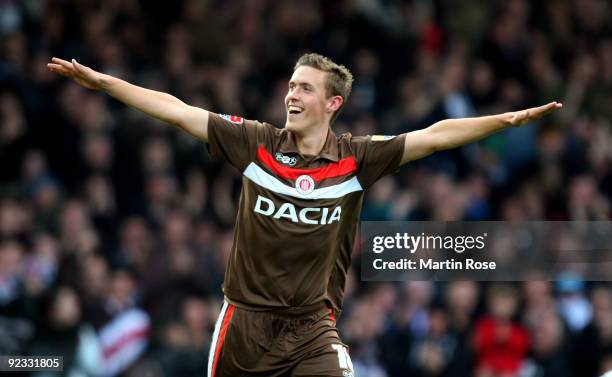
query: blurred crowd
[{"left": 0, "top": 0, "right": 611, "bottom": 376}]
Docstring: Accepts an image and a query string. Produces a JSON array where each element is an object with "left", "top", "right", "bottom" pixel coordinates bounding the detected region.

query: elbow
[
  {"left": 425, "top": 126, "right": 452, "bottom": 152},
  {"left": 436, "top": 138, "right": 457, "bottom": 152},
  {"left": 173, "top": 104, "right": 194, "bottom": 128},
  {"left": 428, "top": 122, "right": 469, "bottom": 152},
  {"left": 174, "top": 115, "right": 188, "bottom": 129}
]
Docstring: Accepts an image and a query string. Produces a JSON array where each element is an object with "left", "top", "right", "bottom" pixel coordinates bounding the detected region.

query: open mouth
[{"left": 288, "top": 105, "right": 304, "bottom": 115}]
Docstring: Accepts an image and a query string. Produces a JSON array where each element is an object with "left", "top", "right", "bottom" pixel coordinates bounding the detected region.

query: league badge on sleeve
[
  {"left": 371, "top": 135, "right": 396, "bottom": 141},
  {"left": 220, "top": 114, "right": 244, "bottom": 124}
]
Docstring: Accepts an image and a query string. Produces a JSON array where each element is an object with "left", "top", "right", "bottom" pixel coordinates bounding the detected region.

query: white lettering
[
  {"left": 328, "top": 207, "right": 341, "bottom": 224},
  {"left": 373, "top": 236, "right": 384, "bottom": 253},
  {"left": 254, "top": 195, "right": 274, "bottom": 215},
  {"left": 299, "top": 208, "right": 320, "bottom": 224},
  {"left": 321, "top": 207, "right": 329, "bottom": 224},
  {"left": 465, "top": 259, "right": 496, "bottom": 270},
  {"left": 274, "top": 203, "right": 298, "bottom": 223},
  {"left": 253, "top": 195, "right": 341, "bottom": 225}
]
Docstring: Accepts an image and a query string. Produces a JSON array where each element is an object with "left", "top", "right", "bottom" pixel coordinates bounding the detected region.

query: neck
[{"left": 293, "top": 125, "right": 329, "bottom": 156}]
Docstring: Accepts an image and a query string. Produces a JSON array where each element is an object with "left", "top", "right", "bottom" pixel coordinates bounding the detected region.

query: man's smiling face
[{"left": 285, "top": 66, "right": 337, "bottom": 134}]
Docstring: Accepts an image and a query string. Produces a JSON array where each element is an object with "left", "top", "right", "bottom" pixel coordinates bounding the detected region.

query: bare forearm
[
  {"left": 99, "top": 74, "right": 188, "bottom": 126},
  {"left": 428, "top": 113, "right": 513, "bottom": 151},
  {"left": 48, "top": 57, "right": 209, "bottom": 140},
  {"left": 401, "top": 102, "right": 561, "bottom": 165}
]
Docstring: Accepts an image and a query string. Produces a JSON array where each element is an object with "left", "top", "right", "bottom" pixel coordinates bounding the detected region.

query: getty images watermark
[
  {"left": 360, "top": 221, "right": 612, "bottom": 281},
  {"left": 372, "top": 231, "right": 493, "bottom": 271}
]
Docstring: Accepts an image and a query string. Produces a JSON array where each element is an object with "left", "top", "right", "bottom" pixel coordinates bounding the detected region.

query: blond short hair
[{"left": 294, "top": 53, "right": 354, "bottom": 124}]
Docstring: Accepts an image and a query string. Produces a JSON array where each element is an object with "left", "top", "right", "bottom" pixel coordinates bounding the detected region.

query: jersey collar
[{"left": 279, "top": 128, "right": 340, "bottom": 162}]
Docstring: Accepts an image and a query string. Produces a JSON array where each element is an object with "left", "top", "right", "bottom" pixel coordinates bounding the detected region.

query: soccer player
[{"left": 48, "top": 54, "right": 561, "bottom": 377}]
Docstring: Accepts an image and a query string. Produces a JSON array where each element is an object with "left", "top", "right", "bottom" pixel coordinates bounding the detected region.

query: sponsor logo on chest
[
  {"left": 275, "top": 152, "right": 297, "bottom": 166},
  {"left": 253, "top": 195, "right": 341, "bottom": 225}
]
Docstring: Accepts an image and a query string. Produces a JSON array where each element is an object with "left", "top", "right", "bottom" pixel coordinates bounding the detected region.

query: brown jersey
[{"left": 206, "top": 113, "right": 405, "bottom": 313}]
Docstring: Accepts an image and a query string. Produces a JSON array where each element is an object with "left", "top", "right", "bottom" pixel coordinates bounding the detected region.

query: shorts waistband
[
  {"left": 226, "top": 298, "right": 329, "bottom": 318},
  {"left": 267, "top": 301, "right": 329, "bottom": 318}
]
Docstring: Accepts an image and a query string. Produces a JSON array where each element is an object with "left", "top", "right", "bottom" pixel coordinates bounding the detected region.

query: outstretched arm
[
  {"left": 400, "top": 102, "right": 562, "bottom": 165},
  {"left": 47, "top": 58, "right": 209, "bottom": 141}
]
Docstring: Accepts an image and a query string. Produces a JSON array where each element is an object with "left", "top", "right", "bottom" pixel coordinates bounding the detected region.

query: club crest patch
[
  {"left": 220, "top": 114, "right": 244, "bottom": 124},
  {"left": 371, "top": 135, "right": 396, "bottom": 141},
  {"left": 295, "top": 175, "right": 315, "bottom": 195}
]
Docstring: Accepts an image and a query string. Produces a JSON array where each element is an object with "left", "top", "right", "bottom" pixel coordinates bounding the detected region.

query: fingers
[
  {"left": 70, "top": 59, "right": 96, "bottom": 80},
  {"left": 48, "top": 57, "right": 89, "bottom": 74},
  {"left": 528, "top": 101, "right": 563, "bottom": 119},
  {"left": 510, "top": 101, "right": 562, "bottom": 127},
  {"left": 51, "top": 57, "right": 74, "bottom": 70},
  {"left": 72, "top": 59, "right": 84, "bottom": 73},
  {"left": 47, "top": 63, "right": 63, "bottom": 70},
  {"left": 48, "top": 57, "right": 77, "bottom": 77},
  {"left": 47, "top": 57, "right": 92, "bottom": 80},
  {"left": 538, "top": 101, "right": 563, "bottom": 113},
  {"left": 47, "top": 63, "right": 73, "bottom": 77}
]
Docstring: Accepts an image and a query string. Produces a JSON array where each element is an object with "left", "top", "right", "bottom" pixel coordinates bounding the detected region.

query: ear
[{"left": 326, "top": 95, "right": 344, "bottom": 113}]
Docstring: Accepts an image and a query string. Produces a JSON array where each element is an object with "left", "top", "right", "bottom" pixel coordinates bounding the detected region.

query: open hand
[
  {"left": 507, "top": 101, "right": 562, "bottom": 127},
  {"left": 47, "top": 57, "right": 105, "bottom": 90}
]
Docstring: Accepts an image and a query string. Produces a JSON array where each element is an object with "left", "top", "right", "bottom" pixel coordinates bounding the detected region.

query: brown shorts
[{"left": 207, "top": 300, "right": 355, "bottom": 377}]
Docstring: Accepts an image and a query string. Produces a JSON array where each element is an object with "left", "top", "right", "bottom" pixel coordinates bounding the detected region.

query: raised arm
[
  {"left": 400, "top": 101, "right": 562, "bottom": 165},
  {"left": 47, "top": 58, "right": 209, "bottom": 141}
]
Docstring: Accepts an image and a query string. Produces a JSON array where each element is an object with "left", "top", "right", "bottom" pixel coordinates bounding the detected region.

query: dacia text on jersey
[{"left": 254, "top": 195, "right": 341, "bottom": 224}]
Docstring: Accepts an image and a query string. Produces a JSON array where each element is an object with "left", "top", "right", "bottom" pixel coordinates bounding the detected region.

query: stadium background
[{"left": 0, "top": 0, "right": 611, "bottom": 376}]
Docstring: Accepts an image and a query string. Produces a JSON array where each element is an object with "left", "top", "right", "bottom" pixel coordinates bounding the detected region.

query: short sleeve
[
  {"left": 350, "top": 134, "right": 406, "bottom": 189},
  {"left": 207, "top": 113, "right": 275, "bottom": 172}
]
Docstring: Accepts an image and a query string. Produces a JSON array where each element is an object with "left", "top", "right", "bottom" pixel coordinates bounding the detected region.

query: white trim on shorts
[{"left": 207, "top": 300, "right": 229, "bottom": 377}]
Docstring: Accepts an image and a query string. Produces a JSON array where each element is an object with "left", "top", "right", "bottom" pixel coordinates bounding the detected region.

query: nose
[{"left": 287, "top": 92, "right": 299, "bottom": 104}]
